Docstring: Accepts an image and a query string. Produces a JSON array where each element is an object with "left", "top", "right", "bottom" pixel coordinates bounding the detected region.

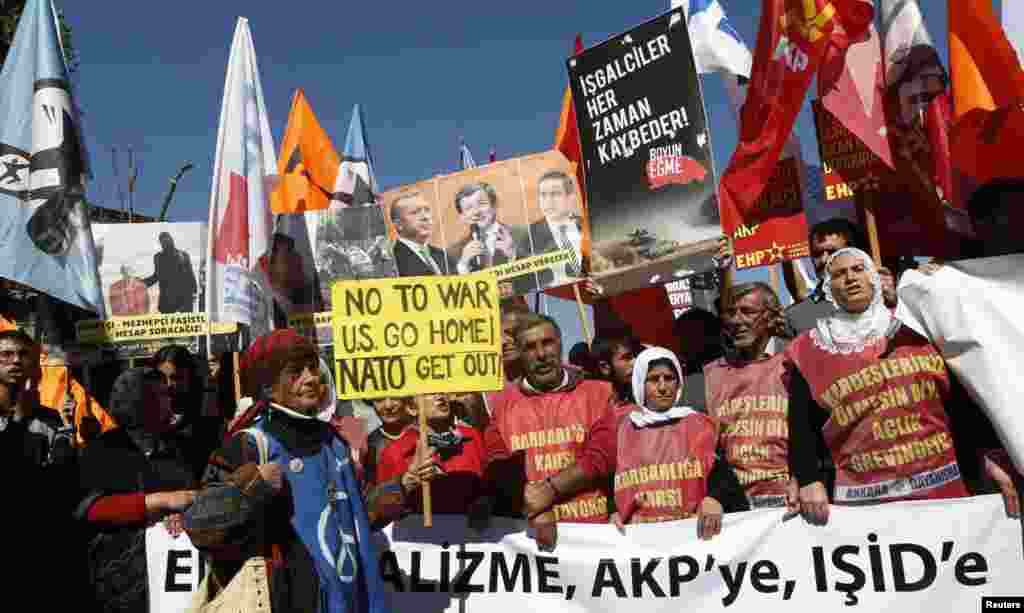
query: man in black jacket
[
  {"left": 389, "top": 190, "right": 453, "bottom": 277},
  {"left": 0, "top": 330, "right": 82, "bottom": 607},
  {"left": 143, "top": 232, "right": 198, "bottom": 313}
]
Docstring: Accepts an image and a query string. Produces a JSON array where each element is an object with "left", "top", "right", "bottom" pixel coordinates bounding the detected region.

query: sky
[
  {"left": 60, "top": 1, "right": 1003, "bottom": 221},
  {"left": 56, "top": 0, "right": 1005, "bottom": 320}
]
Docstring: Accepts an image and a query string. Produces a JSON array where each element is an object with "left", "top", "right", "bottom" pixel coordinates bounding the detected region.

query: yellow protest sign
[
  {"left": 77, "top": 313, "right": 238, "bottom": 345},
  {"left": 331, "top": 272, "right": 502, "bottom": 399}
]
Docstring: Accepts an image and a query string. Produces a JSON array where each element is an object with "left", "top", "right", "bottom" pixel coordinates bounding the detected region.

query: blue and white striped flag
[
  {"left": 458, "top": 140, "right": 477, "bottom": 170},
  {"left": 0, "top": 0, "right": 104, "bottom": 315}
]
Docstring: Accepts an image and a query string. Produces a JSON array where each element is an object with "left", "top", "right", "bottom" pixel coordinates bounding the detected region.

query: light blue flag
[
  {"left": 331, "top": 103, "right": 378, "bottom": 206},
  {"left": 458, "top": 140, "right": 477, "bottom": 170},
  {"left": 0, "top": 0, "right": 104, "bottom": 315}
]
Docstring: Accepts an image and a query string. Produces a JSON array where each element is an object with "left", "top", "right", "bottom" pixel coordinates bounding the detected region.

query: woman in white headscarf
[
  {"left": 524, "top": 346, "right": 747, "bottom": 540},
  {"left": 786, "top": 248, "right": 985, "bottom": 525}
]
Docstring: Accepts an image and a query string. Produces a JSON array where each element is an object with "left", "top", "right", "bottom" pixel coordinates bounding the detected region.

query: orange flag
[
  {"left": 949, "top": 0, "right": 1024, "bottom": 184},
  {"left": 271, "top": 89, "right": 341, "bottom": 213},
  {"left": 0, "top": 315, "right": 115, "bottom": 447}
]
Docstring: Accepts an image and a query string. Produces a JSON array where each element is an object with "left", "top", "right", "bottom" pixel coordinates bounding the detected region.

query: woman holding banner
[
  {"left": 787, "top": 248, "right": 993, "bottom": 524},
  {"left": 524, "top": 347, "right": 747, "bottom": 539}
]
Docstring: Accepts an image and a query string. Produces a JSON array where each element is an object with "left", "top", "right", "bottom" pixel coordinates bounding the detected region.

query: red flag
[
  {"left": 719, "top": 0, "right": 874, "bottom": 232},
  {"left": 818, "top": 24, "right": 893, "bottom": 167}
]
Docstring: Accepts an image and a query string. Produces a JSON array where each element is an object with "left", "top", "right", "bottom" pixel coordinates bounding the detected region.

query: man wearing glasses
[
  {"left": 452, "top": 181, "right": 535, "bottom": 294},
  {"left": 704, "top": 282, "right": 798, "bottom": 511}
]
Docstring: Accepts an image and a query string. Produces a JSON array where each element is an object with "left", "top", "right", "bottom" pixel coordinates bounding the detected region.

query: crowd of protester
[{"left": 2, "top": 179, "right": 1021, "bottom": 611}]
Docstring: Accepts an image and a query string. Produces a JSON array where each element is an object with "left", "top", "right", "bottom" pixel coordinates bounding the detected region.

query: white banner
[
  {"left": 146, "top": 525, "right": 203, "bottom": 613},
  {"left": 896, "top": 255, "right": 1024, "bottom": 473},
  {"left": 373, "top": 496, "right": 1021, "bottom": 612}
]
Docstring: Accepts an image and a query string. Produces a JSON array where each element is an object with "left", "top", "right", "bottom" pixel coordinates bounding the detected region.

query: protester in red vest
[
  {"left": 370, "top": 394, "right": 489, "bottom": 528},
  {"left": 523, "top": 347, "right": 747, "bottom": 539},
  {"left": 787, "top": 248, "right": 972, "bottom": 525},
  {"left": 707, "top": 282, "right": 798, "bottom": 510},
  {"left": 485, "top": 300, "right": 531, "bottom": 419},
  {"left": 484, "top": 312, "right": 616, "bottom": 549}
]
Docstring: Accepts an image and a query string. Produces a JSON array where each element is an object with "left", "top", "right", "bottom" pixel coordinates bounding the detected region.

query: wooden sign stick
[
  {"left": 573, "top": 283, "right": 594, "bottom": 348},
  {"left": 415, "top": 394, "right": 433, "bottom": 527},
  {"left": 232, "top": 352, "right": 242, "bottom": 403}
]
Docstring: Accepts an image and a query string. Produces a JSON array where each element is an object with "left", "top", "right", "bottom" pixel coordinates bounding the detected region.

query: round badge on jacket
[{"left": 290, "top": 458, "right": 304, "bottom": 473}]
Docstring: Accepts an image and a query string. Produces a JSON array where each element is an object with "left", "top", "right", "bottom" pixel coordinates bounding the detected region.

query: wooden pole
[
  {"left": 415, "top": 395, "right": 433, "bottom": 527},
  {"left": 862, "top": 198, "right": 883, "bottom": 267},
  {"left": 232, "top": 351, "right": 242, "bottom": 403},
  {"left": 572, "top": 283, "right": 593, "bottom": 347}
]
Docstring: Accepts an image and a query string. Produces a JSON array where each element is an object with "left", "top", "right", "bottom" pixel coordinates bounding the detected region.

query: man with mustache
[
  {"left": 483, "top": 313, "right": 616, "bottom": 548},
  {"left": 706, "top": 282, "right": 798, "bottom": 511},
  {"left": 451, "top": 182, "right": 534, "bottom": 294},
  {"left": 390, "top": 191, "right": 454, "bottom": 277}
]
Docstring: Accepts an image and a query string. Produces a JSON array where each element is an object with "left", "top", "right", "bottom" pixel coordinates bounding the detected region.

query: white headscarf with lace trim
[
  {"left": 813, "top": 247, "right": 898, "bottom": 355},
  {"left": 629, "top": 346, "right": 695, "bottom": 427}
]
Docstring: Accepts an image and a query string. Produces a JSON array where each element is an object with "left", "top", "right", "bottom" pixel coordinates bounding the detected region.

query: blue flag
[
  {"left": 331, "top": 103, "right": 378, "bottom": 206},
  {"left": 0, "top": 0, "right": 104, "bottom": 315},
  {"left": 458, "top": 140, "right": 477, "bottom": 170}
]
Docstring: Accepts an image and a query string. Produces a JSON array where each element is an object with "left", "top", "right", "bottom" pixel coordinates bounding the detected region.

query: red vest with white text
[
  {"left": 613, "top": 412, "right": 717, "bottom": 524},
  {"left": 785, "top": 326, "right": 966, "bottom": 504},
  {"left": 495, "top": 376, "right": 615, "bottom": 523},
  {"left": 705, "top": 353, "right": 791, "bottom": 507}
]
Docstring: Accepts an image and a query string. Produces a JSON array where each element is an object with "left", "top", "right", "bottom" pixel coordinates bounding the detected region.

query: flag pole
[
  {"left": 862, "top": 197, "right": 883, "bottom": 266},
  {"left": 415, "top": 394, "right": 433, "bottom": 527}
]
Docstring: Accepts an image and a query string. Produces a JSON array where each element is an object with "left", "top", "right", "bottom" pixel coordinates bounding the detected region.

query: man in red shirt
[
  {"left": 706, "top": 282, "right": 797, "bottom": 510},
  {"left": 485, "top": 300, "right": 531, "bottom": 418},
  {"left": 484, "top": 313, "right": 616, "bottom": 549}
]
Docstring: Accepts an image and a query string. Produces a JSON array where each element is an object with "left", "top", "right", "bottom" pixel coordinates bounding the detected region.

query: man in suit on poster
[
  {"left": 531, "top": 170, "right": 583, "bottom": 288},
  {"left": 389, "top": 191, "right": 453, "bottom": 277},
  {"left": 450, "top": 181, "right": 536, "bottom": 294}
]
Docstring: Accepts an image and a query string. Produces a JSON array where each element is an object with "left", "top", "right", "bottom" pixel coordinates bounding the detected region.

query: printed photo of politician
[
  {"left": 386, "top": 185, "right": 455, "bottom": 278},
  {"left": 92, "top": 222, "right": 205, "bottom": 318}
]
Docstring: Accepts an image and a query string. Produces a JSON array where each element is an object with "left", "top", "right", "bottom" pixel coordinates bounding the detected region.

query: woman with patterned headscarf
[
  {"left": 786, "top": 248, "right": 984, "bottom": 525},
  {"left": 186, "top": 330, "right": 388, "bottom": 613}
]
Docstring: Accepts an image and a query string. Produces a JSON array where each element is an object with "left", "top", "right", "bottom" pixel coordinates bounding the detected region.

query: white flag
[
  {"left": 1004, "top": 1, "right": 1024, "bottom": 67},
  {"left": 672, "top": 0, "right": 752, "bottom": 78},
  {"left": 205, "top": 17, "right": 276, "bottom": 337}
]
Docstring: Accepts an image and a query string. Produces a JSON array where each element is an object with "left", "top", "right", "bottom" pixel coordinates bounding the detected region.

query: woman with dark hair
[
  {"left": 75, "top": 367, "right": 199, "bottom": 613},
  {"left": 152, "top": 344, "right": 218, "bottom": 479}
]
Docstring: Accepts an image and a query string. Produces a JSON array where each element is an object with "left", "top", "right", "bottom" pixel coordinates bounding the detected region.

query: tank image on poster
[{"left": 568, "top": 7, "right": 720, "bottom": 296}]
